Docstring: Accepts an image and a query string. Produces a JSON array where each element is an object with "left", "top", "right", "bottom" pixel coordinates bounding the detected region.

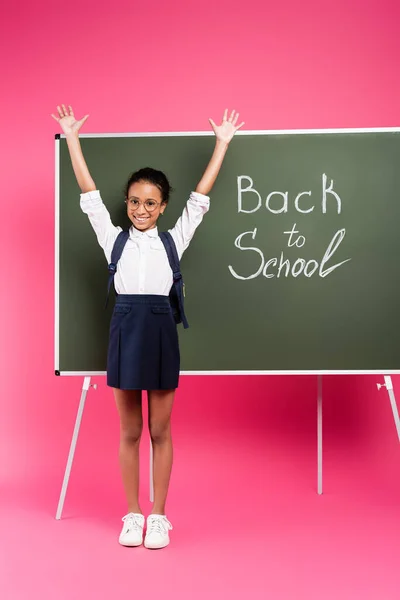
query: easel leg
[
  {"left": 56, "top": 377, "right": 92, "bottom": 520},
  {"left": 317, "top": 375, "right": 323, "bottom": 495},
  {"left": 383, "top": 376, "right": 400, "bottom": 442},
  {"left": 149, "top": 437, "right": 154, "bottom": 503}
]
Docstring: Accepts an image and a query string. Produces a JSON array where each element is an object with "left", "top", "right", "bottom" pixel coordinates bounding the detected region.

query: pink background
[{"left": 1, "top": 1, "right": 400, "bottom": 598}]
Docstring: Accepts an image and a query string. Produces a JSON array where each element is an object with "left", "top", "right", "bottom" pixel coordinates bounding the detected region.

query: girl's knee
[
  {"left": 149, "top": 420, "right": 171, "bottom": 445},
  {"left": 120, "top": 422, "right": 143, "bottom": 445}
]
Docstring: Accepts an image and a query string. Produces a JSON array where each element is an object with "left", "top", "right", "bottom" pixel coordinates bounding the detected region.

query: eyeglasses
[{"left": 126, "top": 198, "right": 162, "bottom": 212}]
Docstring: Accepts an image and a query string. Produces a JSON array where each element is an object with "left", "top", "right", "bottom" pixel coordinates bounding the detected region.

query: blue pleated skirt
[{"left": 107, "top": 294, "right": 180, "bottom": 390}]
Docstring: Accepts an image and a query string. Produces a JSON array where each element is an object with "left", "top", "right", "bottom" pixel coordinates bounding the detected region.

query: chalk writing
[
  {"left": 237, "top": 174, "right": 342, "bottom": 214},
  {"left": 230, "top": 173, "right": 349, "bottom": 280}
]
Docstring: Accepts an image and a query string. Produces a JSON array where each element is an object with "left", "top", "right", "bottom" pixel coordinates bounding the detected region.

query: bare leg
[
  {"left": 114, "top": 388, "right": 143, "bottom": 514},
  {"left": 148, "top": 389, "right": 175, "bottom": 515}
]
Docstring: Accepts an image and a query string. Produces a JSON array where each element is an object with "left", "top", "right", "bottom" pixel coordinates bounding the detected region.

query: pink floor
[{"left": 1, "top": 376, "right": 400, "bottom": 600}]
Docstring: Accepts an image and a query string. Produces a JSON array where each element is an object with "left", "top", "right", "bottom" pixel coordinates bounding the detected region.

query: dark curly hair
[{"left": 124, "top": 167, "right": 172, "bottom": 204}]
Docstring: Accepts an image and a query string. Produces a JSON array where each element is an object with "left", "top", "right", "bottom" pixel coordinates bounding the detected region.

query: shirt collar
[{"left": 129, "top": 225, "right": 159, "bottom": 239}]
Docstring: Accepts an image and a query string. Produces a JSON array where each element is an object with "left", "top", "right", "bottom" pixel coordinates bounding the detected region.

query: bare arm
[
  {"left": 51, "top": 104, "right": 95, "bottom": 193},
  {"left": 195, "top": 109, "right": 244, "bottom": 196}
]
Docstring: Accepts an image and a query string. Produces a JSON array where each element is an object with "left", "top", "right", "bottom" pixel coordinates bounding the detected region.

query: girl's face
[{"left": 126, "top": 181, "right": 166, "bottom": 232}]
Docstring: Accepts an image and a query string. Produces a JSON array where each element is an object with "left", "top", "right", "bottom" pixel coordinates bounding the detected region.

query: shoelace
[
  {"left": 147, "top": 516, "right": 173, "bottom": 536},
  {"left": 121, "top": 513, "right": 143, "bottom": 533}
]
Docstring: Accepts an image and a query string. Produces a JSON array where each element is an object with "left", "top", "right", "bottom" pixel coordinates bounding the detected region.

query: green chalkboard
[{"left": 55, "top": 129, "right": 400, "bottom": 374}]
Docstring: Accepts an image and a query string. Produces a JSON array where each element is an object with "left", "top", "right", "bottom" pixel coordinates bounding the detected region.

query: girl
[{"left": 51, "top": 105, "right": 244, "bottom": 549}]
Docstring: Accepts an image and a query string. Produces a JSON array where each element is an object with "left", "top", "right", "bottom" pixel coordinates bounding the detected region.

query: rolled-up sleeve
[
  {"left": 169, "top": 191, "right": 210, "bottom": 259},
  {"left": 80, "top": 190, "right": 122, "bottom": 263}
]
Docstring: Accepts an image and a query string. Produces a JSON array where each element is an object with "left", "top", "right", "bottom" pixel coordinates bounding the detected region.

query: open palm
[
  {"left": 51, "top": 104, "right": 89, "bottom": 135},
  {"left": 209, "top": 109, "right": 244, "bottom": 143}
]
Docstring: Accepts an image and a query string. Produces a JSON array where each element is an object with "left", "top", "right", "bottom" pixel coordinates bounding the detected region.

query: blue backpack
[{"left": 106, "top": 230, "right": 189, "bottom": 329}]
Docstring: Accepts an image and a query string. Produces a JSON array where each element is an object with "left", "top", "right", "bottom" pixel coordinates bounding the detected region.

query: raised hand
[
  {"left": 209, "top": 109, "right": 245, "bottom": 144},
  {"left": 51, "top": 104, "right": 89, "bottom": 136}
]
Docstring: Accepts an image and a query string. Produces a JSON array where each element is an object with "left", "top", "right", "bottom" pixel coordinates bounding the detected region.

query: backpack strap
[
  {"left": 106, "top": 230, "right": 130, "bottom": 307},
  {"left": 159, "top": 231, "right": 189, "bottom": 329}
]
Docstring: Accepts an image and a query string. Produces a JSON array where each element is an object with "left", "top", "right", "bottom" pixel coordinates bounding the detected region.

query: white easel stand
[
  {"left": 377, "top": 376, "right": 400, "bottom": 442},
  {"left": 56, "top": 377, "right": 97, "bottom": 520},
  {"left": 150, "top": 439, "right": 154, "bottom": 503},
  {"left": 56, "top": 378, "right": 154, "bottom": 519},
  {"left": 56, "top": 374, "right": 400, "bottom": 517},
  {"left": 317, "top": 375, "right": 323, "bottom": 494},
  {"left": 317, "top": 374, "right": 400, "bottom": 495}
]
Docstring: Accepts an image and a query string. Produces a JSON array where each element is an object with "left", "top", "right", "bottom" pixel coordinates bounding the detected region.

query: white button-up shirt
[{"left": 80, "top": 190, "right": 210, "bottom": 295}]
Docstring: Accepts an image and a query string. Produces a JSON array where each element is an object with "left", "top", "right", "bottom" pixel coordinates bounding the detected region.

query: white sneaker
[
  {"left": 144, "top": 514, "right": 173, "bottom": 549},
  {"left": 119, "top": 513, "right": 145, "bottom": 547}
]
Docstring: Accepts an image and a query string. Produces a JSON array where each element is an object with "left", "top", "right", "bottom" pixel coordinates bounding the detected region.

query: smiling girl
[{"left": 52, "top": 105, "right": 244, "bottom": 549}]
